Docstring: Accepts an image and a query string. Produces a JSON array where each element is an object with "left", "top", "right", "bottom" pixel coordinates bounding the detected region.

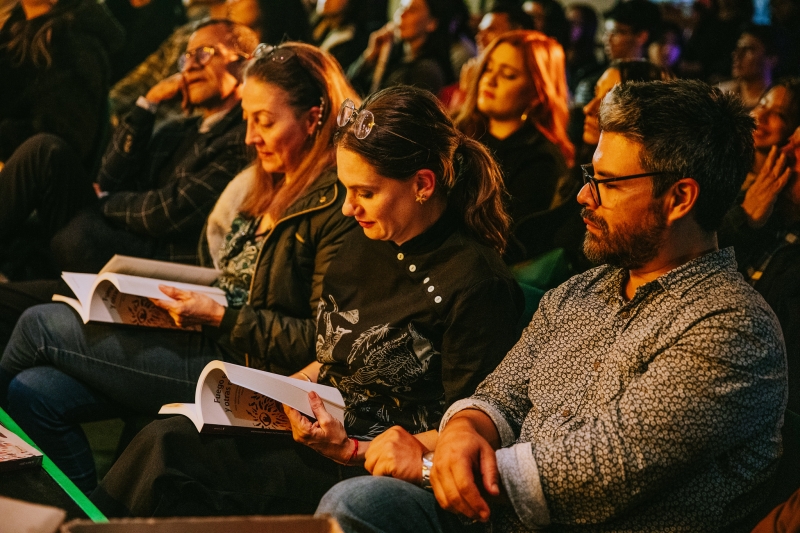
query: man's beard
[{"left": 581, "top": 203, "right": 668, "bottom": 270}]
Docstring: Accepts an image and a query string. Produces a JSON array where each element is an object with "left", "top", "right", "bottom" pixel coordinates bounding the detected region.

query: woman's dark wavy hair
[{"left": 335, "top": 85, "right": 511, "bottom": 253}]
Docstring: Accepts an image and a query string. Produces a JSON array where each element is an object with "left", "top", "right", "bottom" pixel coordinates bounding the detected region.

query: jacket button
[
  {"left": 409, "top": 265, "right": 416, "bottom": 272},
  {"left": 397, "top": 253, "right": 404, "bottom": 260}
]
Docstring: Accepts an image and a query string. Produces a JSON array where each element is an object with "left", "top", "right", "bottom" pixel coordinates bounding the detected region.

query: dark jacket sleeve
[
  {"left": 220, "top": 198, "right": 358, "bottom": 372},
  {"left": 99, "top": 110, "right": 250, "bottom": 238},
  {"left": 439, "top": 274, "right": 525, "bottom": 406}
]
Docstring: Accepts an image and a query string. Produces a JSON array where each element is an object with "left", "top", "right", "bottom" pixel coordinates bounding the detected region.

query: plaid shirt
[{"left": 99, "top": 103, "right": 250, "bottom": 264}]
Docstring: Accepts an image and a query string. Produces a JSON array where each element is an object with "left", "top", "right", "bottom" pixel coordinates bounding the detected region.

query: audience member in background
[
  {"left": 564, "top": 3, "right": 602, "bottom": 146},
  {"left": 719, "top": 24, "right": 779, "bottom": 111},
  {"left": 455, "top": 30, "right": 573, "bottom": 263},
  {"left": 347, "top": 0, "right": 454, "bottom": 96},
  {"left": 0, "top": 19, "right": 255, "bottom": 287},
  {"left": 0, "top": 41, "right": 359, "bottom": 495},
  {"left": 105, "top": 0, "right": 186, "bottom": 84},
  {"left": 442, "top": 2, "right": 533, "bottom": 114},
  {"left": 648, "top": 21, "right": 684, "bottom": 75},
  {"left": 319, "top": 78, "right": 786, "bottom": 533},
  {"left": 110, "top": 0, "right": 311, "bottom": 125},
  {"left": 718, "top": 81, "right": 800, "bottom": 411},
  {"left": 522, "top": 0, "right": 568, "bottom": 50},
  {"left": 311, "top": 0, "right": 370, "bottom": 73},
  {"left": 602, "top": 0, "right": 661, "bottom": 62},
  {"left": 91, "top": 85, "right": 524, "bottom": 518},
  {"left": 0, "top": 0, "right": 123, "bottom": 170}
]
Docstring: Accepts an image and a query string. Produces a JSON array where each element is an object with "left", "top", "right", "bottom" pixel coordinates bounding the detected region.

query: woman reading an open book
[
  {"left": 90, "top": 85, "right": 526, "bottom": 517},
  {"left": 0, "top": 42, "right": 359, "bottom": 495}
]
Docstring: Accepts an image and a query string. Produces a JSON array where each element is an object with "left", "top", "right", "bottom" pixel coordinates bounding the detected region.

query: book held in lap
[
  {"left": 160, "top": 360, "right": 346, "bottom": 436},
  {"left": 53, "top": 255, "right": 227, "bottom": 330}
]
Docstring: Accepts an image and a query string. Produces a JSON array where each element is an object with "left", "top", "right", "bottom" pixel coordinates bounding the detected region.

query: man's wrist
[{"left": 136, "top": 96, "right": 159, "bottom": 114}]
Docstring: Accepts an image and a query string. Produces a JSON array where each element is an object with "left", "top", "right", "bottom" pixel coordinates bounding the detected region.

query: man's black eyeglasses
[{"left": 580, "top": 164, "right": 672, "bottom": 206}]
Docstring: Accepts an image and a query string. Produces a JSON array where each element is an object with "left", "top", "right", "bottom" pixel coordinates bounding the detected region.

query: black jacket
[
  {"left": 0, "top": 0, "right": 123, "bottom": 167},
  {"left": 208, "top": 169, "right": 358, "bottom": 375}
]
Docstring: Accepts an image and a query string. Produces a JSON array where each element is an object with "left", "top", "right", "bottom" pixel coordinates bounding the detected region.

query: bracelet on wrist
[
  {"left": 343, "top": 438, "right": 359, "bottom": 467},
  {"left": 298, "top": 371, "right": 312, "bottom": 382}
]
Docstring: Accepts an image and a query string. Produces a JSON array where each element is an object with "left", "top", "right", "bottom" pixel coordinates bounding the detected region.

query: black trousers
[
  {"left": 0, "top": 133, "right": 157, "bottom": 276},
  {"left": 91, "top": 416, "right": 368, "bottom": 518}
]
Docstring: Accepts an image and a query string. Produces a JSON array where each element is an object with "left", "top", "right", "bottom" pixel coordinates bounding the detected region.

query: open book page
[
  {"left": 102, "top": 273, "right": 227, "bottom": 304},
  {"left": 160, "top": 369, "right": 292, "bottom": 434},
  {"left": 93, "top": 283, "right": 196, "bottom": 330},
  {"left": 222, "top": 363, "right": 345, "bottom": 423},
  {"left": 100, "top": 255, "right": 220, "bottom": 285}
]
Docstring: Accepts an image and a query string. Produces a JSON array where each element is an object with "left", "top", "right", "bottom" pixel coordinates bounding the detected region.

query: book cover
[{"left": 0, "top": 423, "right": 43, "bottom": 472}]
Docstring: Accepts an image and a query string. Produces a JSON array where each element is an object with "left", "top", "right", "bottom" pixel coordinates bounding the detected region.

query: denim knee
[{"left": 317, "top": 477, "right": 444, "bottom": 533}]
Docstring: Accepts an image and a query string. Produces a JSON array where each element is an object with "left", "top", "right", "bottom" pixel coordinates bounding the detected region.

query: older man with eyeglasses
[
  {"left": 318, "top": 79, "right": 788, "bottom": 532},
  {"left": 0, "top": 19, "right": 256, "bottom": 278}
]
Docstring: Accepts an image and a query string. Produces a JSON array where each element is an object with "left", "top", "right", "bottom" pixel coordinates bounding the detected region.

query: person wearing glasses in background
[
  {"left": 0, "top": 40, "right": 358, "bottom": 496},
  {"left": 89, "top": 84, "right": 524, "bottom": 518},
  {"left": 318, "top": 79, "right": 787, "bottom": 533},
  {"left": 0, "top": 19, "right": 255, "bottom": 277}
]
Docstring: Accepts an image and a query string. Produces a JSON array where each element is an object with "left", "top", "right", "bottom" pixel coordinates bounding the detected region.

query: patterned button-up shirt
[{"left": 443, "top": 248, "right": 787, "bottom": 532}]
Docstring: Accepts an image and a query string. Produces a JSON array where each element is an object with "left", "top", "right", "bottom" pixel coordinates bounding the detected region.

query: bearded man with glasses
[{"left": 318, "top": 79, "right": 788, "bottom": 532}]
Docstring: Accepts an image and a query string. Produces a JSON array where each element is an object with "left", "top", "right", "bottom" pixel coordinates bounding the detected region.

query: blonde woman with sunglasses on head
[
  {"left": 0, "top": 41, "right": 358, "bottom": 496},
  {"left": 90, "top": 84, "right": 524, "bottom": 518}
]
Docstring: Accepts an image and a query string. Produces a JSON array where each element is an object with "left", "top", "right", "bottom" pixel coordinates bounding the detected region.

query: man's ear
[
  {"left": 413, "top": 169, "right": 437, "bottom": 200},
  {"left": 664, "top": 177, "right": 700, "bottom": 225}
]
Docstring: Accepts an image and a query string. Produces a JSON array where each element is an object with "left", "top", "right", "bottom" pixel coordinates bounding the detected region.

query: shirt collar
[{"left": 590, "top": 247, "right": 738, "bottom": 301}]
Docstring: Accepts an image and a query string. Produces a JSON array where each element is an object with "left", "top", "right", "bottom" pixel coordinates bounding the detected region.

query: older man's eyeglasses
[
  {"left": 580, "top": 164, "right": 671, "bottom": 206},
  {"left": 336, "top": 99, "right": 428, "bottom": 154},
  {"left": 178, "top": 45, "right": 218, "bottom": 72}
]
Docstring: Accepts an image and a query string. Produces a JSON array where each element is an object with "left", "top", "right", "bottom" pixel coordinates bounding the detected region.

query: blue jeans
[
  {"left": 316, "top": 477, "right": 482, "bottom": 533},
  {"left": 0, "top": 303, "right": 234, "bottom": 493}
]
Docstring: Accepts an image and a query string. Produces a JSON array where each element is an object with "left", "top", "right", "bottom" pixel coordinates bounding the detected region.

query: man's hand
[
  {"left": 432, "top": 414, "right": 502, "bottom": 522},
  {"left": 742, "top": 145, "right": 793, "bottom": 227},
  {"left": 150, "top": 285, "right": 226, "bottom": 328},
  {"left": 283, "top": 391, "right": 356, "bottom": 464},
  {"left": 145, "top": 73, "right": 187, "bottom": 106},
  {"left": 365, "top": 426, "right": 429, "bottom": 483}
]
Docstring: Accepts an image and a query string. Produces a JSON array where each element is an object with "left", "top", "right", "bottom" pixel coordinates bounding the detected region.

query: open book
[
  {"left": 160, "top": 360, "right": 345, "bottom": 436},
  {"left": 0, "top": 423, "right": 43, "bottom": 472},
  {"left": 52, "top": 255, "right": 226, "bottom": 331}
]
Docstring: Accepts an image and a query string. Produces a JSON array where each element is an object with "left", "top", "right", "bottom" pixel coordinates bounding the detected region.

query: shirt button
[
  {"left": 593, "top": 361, "right": 601, "bottom": 371},
  {"left": 397, "top": 253, "right": 404, "bottom": 260},
  {"left": 620, "top": 310, "right": 630, "bottom": 319},
  {"left": 423, "top": 277, "right": 430, "bottom": 283},
  {"left": 561, "top": 409, "right": 571, "bottom": 417},
  {"left": 409, "top": 264, "right": 416, "bottom": 272},
  {"left": 434, "top": 296, "right": 442, "bottom": 303},
  {"left": 427, "top": 286, "right": 434, "bottom": 292}
]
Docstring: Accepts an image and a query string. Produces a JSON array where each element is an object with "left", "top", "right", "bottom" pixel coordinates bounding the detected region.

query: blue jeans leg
[
  {"left": 0, "top": 303, "right": 228, "bottom": 412},
  {"left": 7, "top": 366, "right": 120, "bottom": 494},
  {"left": 317, "top": 477, "right": 476, "bottom": 533}
]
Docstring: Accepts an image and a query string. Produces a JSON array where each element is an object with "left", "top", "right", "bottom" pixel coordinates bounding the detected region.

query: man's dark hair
[
  {"left": 490, "top": 1, "right": 535, "bottom": 30},
  {"left": 604, "top": 0, "right": 661, "bottom": 36},
  {"left": 598, "top": 79, "right": 755, "bottom": 232}
]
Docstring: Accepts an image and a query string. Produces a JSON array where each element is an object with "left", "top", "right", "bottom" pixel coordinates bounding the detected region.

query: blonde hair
[
  {"left": 239, "top": 42, "right": 359, "bottom": 224},
  {"left": 456, "top": 30, "right": 574, "bottom": 167}
]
